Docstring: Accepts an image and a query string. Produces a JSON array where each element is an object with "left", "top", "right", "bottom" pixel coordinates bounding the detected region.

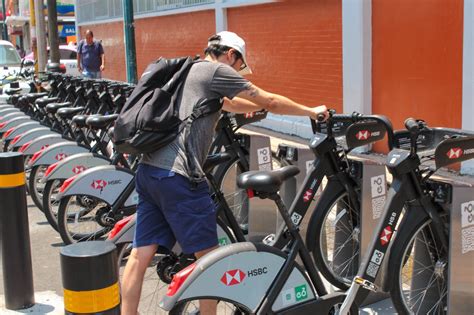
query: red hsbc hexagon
[
  {"left": 356, "top": 130, "right": 370, "bottom": 140},
  {"left": 380, "top": 226, "right": 393, "bottom": 246},
  {"left": 72, "top": 165, "right": 86, "bottom": 174},
  {"left": 303, "top": 189, "right": 313, "bottom": 202},
  {"left": 220, "top": 269, "right": 246, "bottom": 286},
  {"left": 446, "top": 148, "right": 463, "bottom": 159},
  {"left": 55, "top": 153, "right": 67, "bottom": 161},
  {"left": 91, "top": 180, "right": 107, "bottom": 190}
]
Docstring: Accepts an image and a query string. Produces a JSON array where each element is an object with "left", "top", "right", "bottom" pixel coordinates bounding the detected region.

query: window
[
  {"left": 60, "top": 49, "right": 77, "bottom": 60},
  {"left": 0, "top": 45, "right": 21, "bottom": 66}
]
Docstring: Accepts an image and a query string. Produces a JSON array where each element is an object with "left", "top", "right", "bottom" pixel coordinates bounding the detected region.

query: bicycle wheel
[
  {"left": 390, "top": 219, "right": 448, "bottom": 314},
  {"left": 117, "top": 218, "right": 236, "bottom": 314},
  {"left": 214, "top": 152, "right": 287, "bottom": 230},
  {"left": 42, "top": 179, "right": 64, "bottom": 231},
  {"left": 170, "top": 299, "right": 250, "bottom": 315},
  {"left": 307, "top": 179, "right": 360, "bottom": 290},
  {"left": 57, "top": 195, "right": 112, "bottom": 244},
  {"left": 28, "top": 165, "right": 48, "bottom": 212}
]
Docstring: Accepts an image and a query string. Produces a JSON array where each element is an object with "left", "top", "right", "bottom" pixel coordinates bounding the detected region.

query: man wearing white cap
[{"left": 121, "top": 31, "right": 328, "bottom": 315}]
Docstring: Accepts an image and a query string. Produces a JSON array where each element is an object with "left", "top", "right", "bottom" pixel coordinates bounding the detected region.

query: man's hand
[
  {"left": 100, "top": 65, "right": 105, "bottom": 71},
  {"left": 309, "top": 105, "right": 329, "bottom": 122}
]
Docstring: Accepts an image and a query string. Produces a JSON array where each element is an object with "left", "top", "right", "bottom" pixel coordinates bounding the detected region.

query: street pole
[
  {"left": 122, "top": 0, "right": 137, "bottom": 83},
  {"left": 34, "top": 0, "right": 47, "bottom": 72},
  {"left": 29, "top": 0, "right": 38, "bottom": 73},
  {"left": 47, "top": 0, "right": 59, "bottom": 65},
  {"left": 1, "top": 0, "right": 8, "bottom": 41}
]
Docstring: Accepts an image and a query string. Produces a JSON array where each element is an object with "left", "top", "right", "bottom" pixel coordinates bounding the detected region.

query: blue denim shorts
[{"left": 133, "top": 164, "right": 218, "bottom": 254}]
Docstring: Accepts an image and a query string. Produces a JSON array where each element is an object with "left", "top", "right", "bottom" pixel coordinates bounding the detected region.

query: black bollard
[
  {"left": 60, "top": 241, "right": 120, "bottom": 314},
  {"left": 0, "top": 152, "right": 35, "bottom": 309}
]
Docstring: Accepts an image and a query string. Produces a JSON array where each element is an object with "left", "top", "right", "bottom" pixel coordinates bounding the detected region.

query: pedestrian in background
[{"left": 77, "top": 30, "right": 105, "bottom": 78}]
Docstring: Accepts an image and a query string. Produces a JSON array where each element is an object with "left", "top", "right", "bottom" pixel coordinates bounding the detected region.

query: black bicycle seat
[
  {"left": 72, "top": 114, "right": 89, "bottom": 128},
  {"left": 203, "top": 153, "right": 232, "bottom": 174},
  {"left": 56, "top": 107, "right": 85, "bottom": 119},
  {"left": 25, "top": 92, "right": 48, "bottom": 101},
  {"left": 237, "top": 165, "right": 300, "bottom": 194},
  {"left": 86, "top": 114, "right": 119, "bottom": 129},
  {"left": 4, "top": 87, "right": 23, "bottom": 95},
  {"left": 45, "top": 102, "right": 73, "bottom": 114},
  {"left": 36, "top": 97, "right": 60, "bottom": 108}
]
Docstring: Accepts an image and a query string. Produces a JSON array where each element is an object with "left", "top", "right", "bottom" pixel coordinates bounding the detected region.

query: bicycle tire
[
  {"left": 117, "top": 217, "right": 237, "bottom": 314},
  {"left": 28, "top": 165, "right": 48, "bottom": 212},
  {"left": 42, "top": 179, "right": 64, "bottom": 231},
  {"left": 389, "top": 218, "right": 448, "bottom": 315},
  {"left": 306, "top": 178, "right": 361, "bottom": 290},
  {"left": 57, "top": 194, "right": 112, "bottom": 244},
  {"left": 170, "top": 299, "right": 250, "bottom": 315}
]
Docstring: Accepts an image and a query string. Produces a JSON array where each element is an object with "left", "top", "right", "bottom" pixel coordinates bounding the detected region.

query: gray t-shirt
[{"left": 141, "top": 61, "right": 251, "bottom": 179}]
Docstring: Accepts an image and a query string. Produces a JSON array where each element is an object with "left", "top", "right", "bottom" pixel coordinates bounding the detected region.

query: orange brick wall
[
  {"left": 372, "top": 0, "right": 464, "bottom": 129},
  {"left": 134, "top": 10, "right": 215, "bottom": 76},
  {"left": 79, "top": 22, "right": 126, "bottom": 81},
  {"left": 80, "top": 10, "right": 215, "bottom": 81},
  {"left": 228, "top": 0, "right": 343, "bottom": 110}
]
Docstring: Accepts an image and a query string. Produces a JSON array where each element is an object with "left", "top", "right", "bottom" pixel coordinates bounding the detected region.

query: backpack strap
[{"left": 181, "top": 98, "right": 223, "bottom": 186}]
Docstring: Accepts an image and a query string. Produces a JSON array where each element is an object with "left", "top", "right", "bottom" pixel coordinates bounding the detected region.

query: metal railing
[{"left": 76, "top": 0, "right": 215, "bottom": 24}]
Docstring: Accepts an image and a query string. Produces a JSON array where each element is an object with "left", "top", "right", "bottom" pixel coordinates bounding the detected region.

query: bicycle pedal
[
  {"left": 354, "top": 276, "right": 378, "bottom": 292},
  {"left": 262, "top": 233, "right": 275, "bottom": 245}
]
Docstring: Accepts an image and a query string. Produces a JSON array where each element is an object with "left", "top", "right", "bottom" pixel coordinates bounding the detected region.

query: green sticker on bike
[
  {"left": 295, "top": 284, "right": 308, "bottom": 302},
  {"left": 218, "top": 237, "right": 229, "bottom": 246}
]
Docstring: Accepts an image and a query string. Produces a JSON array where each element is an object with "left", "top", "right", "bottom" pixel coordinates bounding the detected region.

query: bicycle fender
[
  {"left": 41, "top": 153, "right": 110, "bottom": 182},
  {"left": 0, "top": 112, "right": 27, "bottom": 124},
  {"left": 383, "top": 205, "right": 430, "bottom": 291},
  {"left": 3, "top": 122, "right": 41, "bottom": 140},
  {"left": 160, "top": 243, "right": 315, "bottom": 313},
  {"left": 11, "top": 127, "right": 55, "bottom": 148},
  {"left": 56, "top": 165, "right": 134, "bottom": 206},
  {"left": 21, "top": 134, "right": 66, "bottom": 155},
  {"left": 0, "top": 108, "right": 21, "bottom": 117},
  {"left": 0, "top": 116, "right": 31, "bottom": 132},
  {"left": 28, "top": 142, "right": 88, "bottom": 167}
]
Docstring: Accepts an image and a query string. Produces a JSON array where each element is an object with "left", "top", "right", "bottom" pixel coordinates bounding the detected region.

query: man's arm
[
  {"left": 100, "top": 54, "right": 105, "bottom": 71},
  {"left": 235, "top": 84, "right": 327, "bottom": 120},
  {"left": 77, "top": 53, "right": 82, "bottom": 72},
  {"left": 222, "top": 97, "right": 263, "bottom": 113}
]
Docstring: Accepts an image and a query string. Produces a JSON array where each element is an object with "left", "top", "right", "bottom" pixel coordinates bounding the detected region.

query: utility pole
[
  {"left": 1, "top": 0, "right": 8, "bottom": 41},
  {"left": 34, "top": 0, "right": 47, "bottom": 72},
  {"left": 122, "top": 0, "right": 137, "bottom": 83},
  {"left": 29, "top": 0, "right": 38, "bottom": 73},
  {"left": 47, "top": 0, "right": 59, "bottom": 65}
]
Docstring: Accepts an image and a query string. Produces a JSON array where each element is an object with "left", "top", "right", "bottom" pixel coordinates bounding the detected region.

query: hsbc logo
[
  {"left": 91, "top": 179, "right": 107, "bottom": 191},
  {"left": 221, "top": 269, "right": 246, "bottom": 286},
  {"left": 447, "top": 148, "right": 463, "bottom": 159},
  {"left": 245, "top": 112, "right": 254, "bottom": 118},
  {"left": 55, "top": 153, "right": 67, "bottom": 161},
  {"left": 303, "top": 189, "right": 313, "bottom": 202},
  {"left": 72, "top": 165, "right": 86, "bottom": 174},
  {"left": 356, "top": 130, "right": 370, "bottom": 140},
  {"left": 41, "top": 144, "right": 49, "bottom": 150},
  {"left": 380, "top": 226, "right": 393, "bottom": 246}
]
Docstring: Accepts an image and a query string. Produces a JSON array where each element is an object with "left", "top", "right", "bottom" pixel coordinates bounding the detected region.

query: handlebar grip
[{"left": 404, "top": 118, "right": 419, "bottom": 133}]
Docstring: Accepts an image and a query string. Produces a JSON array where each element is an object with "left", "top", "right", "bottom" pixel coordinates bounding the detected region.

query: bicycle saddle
[
  {"left": 4, "top": 87, "right": 23, "bottom": 95},
  {"left": 36, "top": 97, "right": 60, "bottom": 108},
  {"left": 25, "top": 92, "right": 48, "bottom": 101},
  {"left": 56, "top": 107, "right": 85, "bottom": 119},
  {"left": 237, "top": 165, "right": 300, "bottom": 194},
  {"left": 45, "top": 102, "right": 73, "bottom": 114},
  {"left": 86, "top": 114, "right": 119, "bottom": 129},
  {"left": 72, "top": 114, "right": 90, "bottom": 128}
]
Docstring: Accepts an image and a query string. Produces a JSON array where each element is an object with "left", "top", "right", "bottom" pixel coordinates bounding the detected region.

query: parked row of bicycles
[{"left": 1, "top": 72, "right": 473, "bottom": 314}]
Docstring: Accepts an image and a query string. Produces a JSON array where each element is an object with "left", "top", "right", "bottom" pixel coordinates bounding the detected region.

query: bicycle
[{"left": 338, "top": 119, "right": 474, "bottom": 314}]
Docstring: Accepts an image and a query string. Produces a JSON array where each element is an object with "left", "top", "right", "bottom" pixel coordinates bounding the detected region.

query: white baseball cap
[{"left": 208, "top": 31, "right": 252, "bottom": 75}]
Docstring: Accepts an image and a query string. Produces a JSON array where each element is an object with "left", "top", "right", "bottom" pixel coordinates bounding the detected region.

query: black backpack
[{"left": 113, "top": 56, "right": 222, "bottom": 155}]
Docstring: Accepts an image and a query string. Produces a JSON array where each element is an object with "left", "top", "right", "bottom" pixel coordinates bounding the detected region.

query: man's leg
[
  {"left": 195, "top": 246, "right": 218, "bottom": 315},
  {"left": 121, "top": 244, "right": 158, "bottom": 315}
]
